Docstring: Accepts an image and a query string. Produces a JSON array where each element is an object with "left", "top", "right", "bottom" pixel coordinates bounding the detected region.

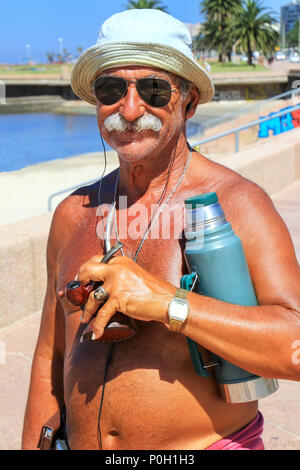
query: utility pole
[{"left": 26, "top": 43, "right": 31, "bottom": 63}]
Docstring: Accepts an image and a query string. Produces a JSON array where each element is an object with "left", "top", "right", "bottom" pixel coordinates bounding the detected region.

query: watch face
[{"left": 169, "top": 298, "right": 189, "bottom": 322}]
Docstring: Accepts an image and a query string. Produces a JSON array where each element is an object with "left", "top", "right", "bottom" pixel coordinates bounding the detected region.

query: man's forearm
[
  {"left": 22, "top": 353, "right": 64, "bottom": 450},
  {"left": 181, "top": 292, "right": 300, "bottom": 381}
]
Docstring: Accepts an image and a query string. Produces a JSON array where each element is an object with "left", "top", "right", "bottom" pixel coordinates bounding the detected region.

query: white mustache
[{"left": 104, "top": 112, "right": 162, "bottom": 133}]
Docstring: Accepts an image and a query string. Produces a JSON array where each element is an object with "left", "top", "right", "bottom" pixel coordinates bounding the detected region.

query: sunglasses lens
[
  {"left": 94, "top": 77, "right": 127, "bottom": 105},
  {"left": 94, "top": 77, "right": 172, "bottom": 107},
  {"left": 137, "top": 78, "right": 172, "bottom": 107}
]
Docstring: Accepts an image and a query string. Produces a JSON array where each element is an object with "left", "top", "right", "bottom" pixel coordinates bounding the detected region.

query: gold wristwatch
[{"left": 168, "top": 288, "right": 189, "bottom": 332}]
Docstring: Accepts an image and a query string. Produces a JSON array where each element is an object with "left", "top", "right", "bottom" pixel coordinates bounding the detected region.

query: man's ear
[{"left": 185, "top": 86, "right": 200, "bottom": 120}]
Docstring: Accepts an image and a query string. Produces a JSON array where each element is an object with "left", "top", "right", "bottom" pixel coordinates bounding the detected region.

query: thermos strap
[{"left": 180, "top": 273, "right": 212, "bottom": 378}]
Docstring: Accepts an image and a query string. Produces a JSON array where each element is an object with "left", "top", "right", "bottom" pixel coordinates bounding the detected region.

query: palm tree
[
  {"left": 200, "top": 18, "right": 237, "bottom": 62},
  {"left": 201, "top": 0, "right": 241, "bottom": 19},
  {"left": 125, "top": 0, "right": 168, "bottom": 11},
  {"left": 77, "top": 46, "right": 83, "bottom": 57},
  {"left": 200, "top": 0, "right": 242, "bottom": 62},
  {"left": 46, "top": 52, "right": 55, "bottom": 64},
  {"left": 232, "top": 0, "right": 278, "bottom": 66}
]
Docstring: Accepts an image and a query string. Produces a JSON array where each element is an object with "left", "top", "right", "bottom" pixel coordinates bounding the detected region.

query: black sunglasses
[{"left": 94, "top": 76, "right": 176, "bottom": 108}]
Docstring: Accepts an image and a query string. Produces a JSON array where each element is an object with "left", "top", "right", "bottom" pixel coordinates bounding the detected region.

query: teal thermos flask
[{"left": 182, "top": 192, "right": 278, "bottom": 404}]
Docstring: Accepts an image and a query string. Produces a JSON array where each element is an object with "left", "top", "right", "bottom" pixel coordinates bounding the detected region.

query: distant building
[
  {"left": 281, "top": 0, "right": 300, "bottom": 36},
  {"left": 185, "top": 22, "right": 201, "bottom": 38}
]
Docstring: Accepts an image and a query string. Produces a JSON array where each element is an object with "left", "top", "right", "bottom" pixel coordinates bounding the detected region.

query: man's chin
[
  {"left": 108, "top": 134, "right": 160, "bottom": 161},
  {"left": 117, "top": 146, "right": 155, "bottom": 163}
]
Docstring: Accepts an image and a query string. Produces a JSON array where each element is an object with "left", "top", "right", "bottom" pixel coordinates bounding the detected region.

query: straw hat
[{"left": 71, "top": 9, "right": 214, "bottom": 106}]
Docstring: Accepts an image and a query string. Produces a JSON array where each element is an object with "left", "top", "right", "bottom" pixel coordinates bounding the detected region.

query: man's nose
[{"left": 118, "top": 84, "right": 145, "bottom": 122}]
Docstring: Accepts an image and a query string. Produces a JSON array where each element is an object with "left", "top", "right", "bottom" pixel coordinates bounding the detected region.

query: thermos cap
[
  {"left": 185, "top": 191, "right": 227, "bottom": 235},
  {"left": 185, "top": 192, "right": 218, "bottom": 208}
]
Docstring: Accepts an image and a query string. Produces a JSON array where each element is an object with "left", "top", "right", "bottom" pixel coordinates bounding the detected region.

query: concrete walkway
[
  {"left": 0, "top": 180, "right": 300, "bottom": 450},
  {"left": 0, "top": 150, "right": 119, "bottom": 226}
]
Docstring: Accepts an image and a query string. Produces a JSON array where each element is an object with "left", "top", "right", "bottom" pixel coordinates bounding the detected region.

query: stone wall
[{"left": 0, "top": 214, "right": 52, "bottom": 328}]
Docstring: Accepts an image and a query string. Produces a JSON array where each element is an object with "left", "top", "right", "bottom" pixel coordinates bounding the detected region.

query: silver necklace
[{"left": 107, "top": 150, "right": 192, "bottom": 262}]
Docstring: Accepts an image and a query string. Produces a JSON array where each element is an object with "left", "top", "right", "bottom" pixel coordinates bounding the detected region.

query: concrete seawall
[
  {"left": 1, "top": 72, "right": 289, "bottom": 102},
  {"left": 213, "top": 126, "right": 300, "bottom": 194},
  {"left": 0, "top": 214, "right": 52, "bottom": 327},
  {"left": 1, "top": 127, "right": 300, "bottom": 327}
]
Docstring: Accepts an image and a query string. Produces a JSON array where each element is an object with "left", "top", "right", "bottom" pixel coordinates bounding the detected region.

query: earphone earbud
[{"left": 185, "top": 102, "right": 192, "bottom": 120}]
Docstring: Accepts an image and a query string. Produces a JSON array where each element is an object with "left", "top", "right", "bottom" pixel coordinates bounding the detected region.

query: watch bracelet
[{"left": 169, "top": 319, "right": 183, "bottom": 332}]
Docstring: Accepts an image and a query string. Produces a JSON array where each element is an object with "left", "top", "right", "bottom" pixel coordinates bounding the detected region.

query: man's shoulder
[
  {"left": 54, "top": 180, "right": 99, "bottom": 222},
  {"left": 218, "top": 173, "right": 273, "bottom": 223},
  {"left": 193, "top": 154, "right": 274, "bottom": 227},
  {"left": 215, "top": 171, "right": 280, "bottom": 245},
  {"left": 196, "top": 153, "right": 268, "bottom": 206},
  {"left": 47, "top": 174, "right": 107, "bottom": 249},
  {"left": 221, "top": 175, "right": 269, "bottom": 205},
  {"left": 52, "top": 168, "right": 119, "bottom": 225},
  {"left": 46, "top": 182, "right": 98, "bottom": 254}
]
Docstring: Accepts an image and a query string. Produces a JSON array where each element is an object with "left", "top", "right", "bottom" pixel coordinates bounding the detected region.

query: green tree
[
  {"left": 232, "top": 0, "right": 278, "bottom": 66},
  {"left": 124, "top": 0, "right": 168, "bottom": 11},
  {"left": 200, "top": 0, "right": 242, "bottom": 62},
  {"left": 62, "top": 47, "right": 69, "bottom": 63}
]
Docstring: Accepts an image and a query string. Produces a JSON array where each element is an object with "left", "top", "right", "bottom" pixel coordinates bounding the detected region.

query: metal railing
[
  {"left": 202, "top": 87, "right": 300, "bottom": 132},
  {"left": 193, "top": 103, "right": 300, "bottom": 154}
]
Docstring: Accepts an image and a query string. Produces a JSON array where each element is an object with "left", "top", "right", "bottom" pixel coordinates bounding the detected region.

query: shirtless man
[{"left": 22, "top": 9, "right": 300, "bottom": 450}]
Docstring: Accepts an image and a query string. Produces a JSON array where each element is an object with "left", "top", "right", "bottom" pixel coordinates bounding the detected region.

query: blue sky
[{"left": 0, "top": 0, "right": 287, "bottom": 64}]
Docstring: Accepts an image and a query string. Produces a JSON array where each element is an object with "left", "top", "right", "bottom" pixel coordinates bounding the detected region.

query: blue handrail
[{"left": 194, "top": 103, "right": 300, "bottom": 154}]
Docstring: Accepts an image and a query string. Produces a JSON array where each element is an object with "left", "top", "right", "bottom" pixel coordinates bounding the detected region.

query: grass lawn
[
  {"left": 0, "top": 64, "right": 73, "bottom": 74},
  {"left": 202, "top": 61, "right": 269, "bottom": 73},
  {"left": 1, "top": 61, "right": 269, "bottom": 76}
]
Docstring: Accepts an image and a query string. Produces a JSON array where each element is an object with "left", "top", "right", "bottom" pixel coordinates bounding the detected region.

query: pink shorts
[{"left": 205, "top": 412, "right": 264, "bottom": 450}]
